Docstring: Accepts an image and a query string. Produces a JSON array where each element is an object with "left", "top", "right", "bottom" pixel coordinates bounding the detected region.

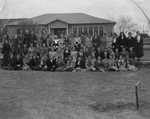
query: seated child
[
  {"left": 102, "top": 51, "right": 109, "bottom": 70},
  {"left": 13, "top": 54, "right": 23, "bottom": 70},
  {"left": 120, "top": 47, "right": 129, "bottom": 60},
  {"left": 40, "top": 60, "right": 48, "bottom": 71},
  {"left": 29, "top": 55, "right": 41, "bottom": 70},
  {"left": 128, "top": 47, "right": 136, "bottom": 65},
  {"left": 56, "top": 57, "right": 65, "bottom": 72},
  {"left": 107, "top": 55, "right": 118, "bottom": 71},
  {"left": 64, "top": 47, "right": 70, "bottom": 64},
  {"left": 117, "top": 55, "right": 127, "bottom": 72},
  {"left": 22, "top": 56, "right": 30, "bottom": 71},
  {"left": 46, "top": 55, "right": 57, "bottom": 71},
  {"left": 74, "top": 57, "right": 86, "bottom": 72},
  {"left": 95, "top": 56, "right": 104, "bottom": 72},
  {"left": 127, "top": 62, "right": 138, "bottom": 71},
  {"left": 108, "top": 48, "right": 115, "bottom": 59},
  {"left": 85, "top": 56, "right": 96, "bottom": 72},
  {"left": 114, "top": 48, "right": 120, "bottom": 60}
]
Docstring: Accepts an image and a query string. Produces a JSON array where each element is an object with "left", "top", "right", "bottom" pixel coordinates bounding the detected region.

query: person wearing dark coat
[
  {"left": 95, "top": 47, "right": 102, "bottom": 59},
  {"left": 126, "top": 32, "right": 135, "bottom": 51},
  {"left": 116, "top": 32, "right": 127, "bottom": 52},
  {"left": 17, "top": 30, "right": 24, "bottom": 48},
  {"left": 29, "top": 55, "right": 41, "bottom": 70},
  {"left": 12, "top": 55, "right": 23, "bottom": 70},
  {"left": 30, "top": 31, "right": 37, "bottom": 47},
  {"left": 23, "top": 29, "right": 31, "bottom": 48},
  {"left": 112, "top": 33, "right": 118, "bottom": 51},
  {"left": 47, "top": 56, "right": 57, "bottom": 71},
  {"left": 134, "top": 31, "right": 144, "bottom": 62},
  {"left": 1, "top": 39, "right": 11, "bottom": 67},
  {"left": 63, "top": 47, "right": 70, "bottom": 64},
  {"left": 75, "top": 57, "right": 85, "bottom": 69},
  {"left": 92, "top": 32, "right": 100, "bottom": 50},
  {"left": 15, "top": 44, "right": 23, "bottom": 57}
]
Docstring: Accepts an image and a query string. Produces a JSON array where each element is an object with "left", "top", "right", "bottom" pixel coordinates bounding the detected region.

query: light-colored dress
[
  {"left": 70, "top": 51, "right": 78, "bottom": 62},
  {"left": 100, "top": 36, "right": 106, "bottom": 52},
  {"left": 37, "top": 33, "right": 42, "bottom": 46},
  {"left": 106, "top": 36, "right": 113, "bottom": 48},
  {"left": 86, "top": 36, "right": 93, "bottom": 48},
  {"left": 28, "top": 47, "right": 35, "bottom": 59}
]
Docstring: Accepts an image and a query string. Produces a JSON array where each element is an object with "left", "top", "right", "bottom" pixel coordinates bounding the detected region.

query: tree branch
[{"left": 129, "top": 0, "right": 150, "bottom": 24}]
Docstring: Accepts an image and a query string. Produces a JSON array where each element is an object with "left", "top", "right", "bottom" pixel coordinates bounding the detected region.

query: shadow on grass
[{"left": 89, "top": 101, "right": 150, "bottom": 113}]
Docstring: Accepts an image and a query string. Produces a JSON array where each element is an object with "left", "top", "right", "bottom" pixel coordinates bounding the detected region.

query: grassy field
[{"left": 0, "top": 68, "right": 150, "bottom": 119}]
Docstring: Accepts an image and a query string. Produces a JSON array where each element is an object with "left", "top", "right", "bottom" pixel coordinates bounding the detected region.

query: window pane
[
  {"left": 78, "top": 27, "right": 82, "bottom": 34},
  {"left": 99, "top": 27, "right": 103, "bottom": 36},
  {"left": 83, "top": 27, "right": 88, "bottom": 34},
  {"left": 94, "top": 27, "right": 98, "bottom": 35},
  {"left": 89, "top": 27, "right": 93, "bottom": 36},
  {"left": 73, "top": 27, "right": 77, "bottom": 35}
]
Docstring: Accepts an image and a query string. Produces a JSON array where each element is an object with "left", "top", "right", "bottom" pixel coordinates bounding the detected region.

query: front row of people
[{"left": 8, "top": 50, "right": 138, "bottom": 72}]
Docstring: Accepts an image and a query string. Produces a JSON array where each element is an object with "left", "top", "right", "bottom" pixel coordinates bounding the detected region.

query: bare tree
[
  {"left": 115, "top": 15, "right": 138, "bottom": 34},
  {"left": 17, "top": 19, "right": 37, "bottom": 33},
  {"left": 127, "top": 0, "right": 150, "bottom": 25}
]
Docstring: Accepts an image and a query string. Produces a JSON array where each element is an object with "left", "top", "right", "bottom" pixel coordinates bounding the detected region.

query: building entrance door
[{"left": 54, "top": 28, "right": 66, "bottom": 37}]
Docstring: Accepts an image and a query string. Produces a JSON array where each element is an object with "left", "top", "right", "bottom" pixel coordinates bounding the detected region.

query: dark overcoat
[{"left": 134, "top": 35, "right": 144, "bottom": 58}]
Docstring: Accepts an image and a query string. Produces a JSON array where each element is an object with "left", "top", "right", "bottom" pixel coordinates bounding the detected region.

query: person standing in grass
[
  {"left": 106, "top": 32, "right": 113, "bottom": 49},
  {"left": 134, "top": 31, "right": 144, "bottom": 62},
  {"left": 1, "top": 39, "right": 11, "bottom": 67},
  {"left": 117, "top": 32, "right": 127, "bottom": 52},
  {"left": 100, "top": 33, "right": 107, "bottom": 52},
  {"left": 92, "top": 32, "right": 100, "bottom": 50},
  {"left": 126, "top": 32, "right": 135, "bottom": 51},
  {"left": 112, "top": 33, "right": 118, "bottom": 51},
  {"left": 74, "top": 33, "right": 81, "bottom": 51},
  {"left": 86, "top": 33, "right": 93, "bottom": 49}
]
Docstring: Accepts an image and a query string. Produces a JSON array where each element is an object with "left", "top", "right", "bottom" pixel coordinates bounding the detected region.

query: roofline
[
  {"left": 6, "top": 22, "right": 116, "bottom": 26},
  {"left": 47, "top": 19, "right": 68, "bottom": 25}
]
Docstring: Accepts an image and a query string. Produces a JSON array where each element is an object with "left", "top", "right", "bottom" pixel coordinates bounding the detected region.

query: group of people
[{"left": 1, "top": 29, "right": 144, "bottom": 72}]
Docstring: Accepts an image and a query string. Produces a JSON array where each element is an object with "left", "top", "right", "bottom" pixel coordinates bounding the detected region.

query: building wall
[
  {"left": 48, "top": 20, "right": 68, "bottom": 34},
  {"left": 68, "top": 23, "right": 115, "bottom": 36},
  {"left": 7, "top": 23, "right": 115, "bottom": 38}
]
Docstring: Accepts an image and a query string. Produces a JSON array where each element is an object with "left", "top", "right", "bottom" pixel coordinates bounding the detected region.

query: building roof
[
  {"left": 0, "top": 19, "right": 25, "bottom": 26},
  {"left": 6, "top": 13, "right": 116, "bottom": 26}
]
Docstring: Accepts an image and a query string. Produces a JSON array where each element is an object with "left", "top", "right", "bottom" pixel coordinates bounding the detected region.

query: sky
[{"left": 0, "top": 0, "right": 150, "bottom": 29}]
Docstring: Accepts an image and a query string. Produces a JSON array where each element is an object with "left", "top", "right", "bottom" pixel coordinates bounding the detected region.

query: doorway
[{"left": 54, "top": 28, "right": 66, "bottom": 37}]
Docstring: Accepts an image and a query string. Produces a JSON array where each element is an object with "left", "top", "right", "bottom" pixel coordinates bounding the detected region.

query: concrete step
[{"left": 143, "top": 45, "right": 150, "bottom": 50}]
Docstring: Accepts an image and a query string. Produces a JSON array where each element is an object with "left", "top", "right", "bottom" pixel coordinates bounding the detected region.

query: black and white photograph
[{"left": 0, "top": 0, "right": 150, "bottom": 118}]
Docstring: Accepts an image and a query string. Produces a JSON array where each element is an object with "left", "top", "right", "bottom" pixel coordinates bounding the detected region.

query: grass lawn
[{"left": 0, "top": 68, "right": 150, "bottom": 119}]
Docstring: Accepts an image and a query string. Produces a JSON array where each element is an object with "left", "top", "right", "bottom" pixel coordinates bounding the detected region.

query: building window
[
  {"left": 78, "top": 27, "right": 82, "bottom": 34},
  {"left": 83, "top": 27, "right": 88, "bottom": 34},
  {"left": 73, "top": 27, "right": 77, "bottom": 35},
  {"left": 94, "top": 27, "right": 98, "bottom": 35},
  {"left": 99, "top": 27, "right": 103, "bottom": 36},
  {"left": 89, "top": 27, "right": 93, "bottom": 36}
]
